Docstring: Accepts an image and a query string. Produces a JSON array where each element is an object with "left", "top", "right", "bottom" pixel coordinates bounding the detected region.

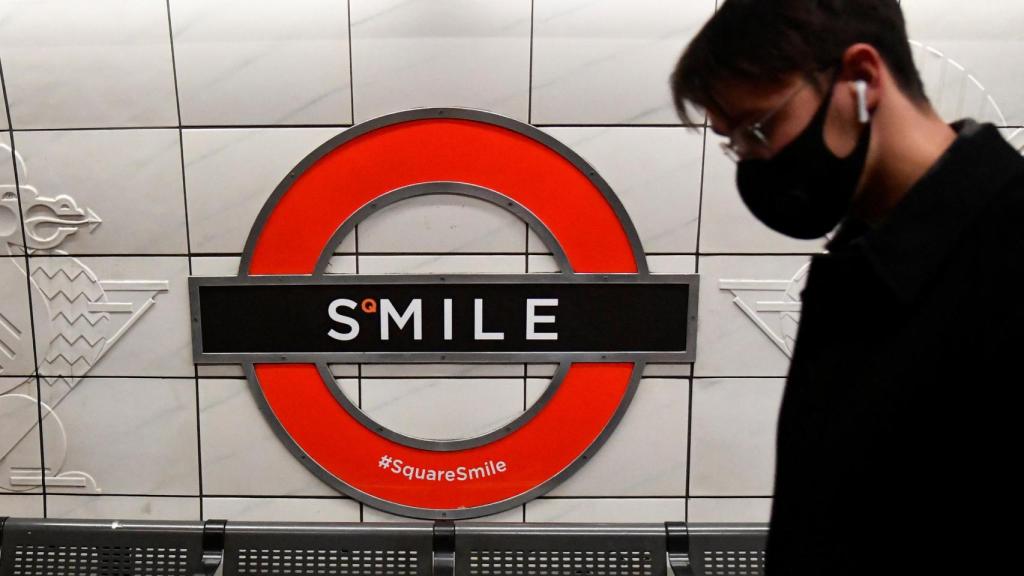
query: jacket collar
[{"left": 826, "top": 120, "right": 1024, "bottom": 303}]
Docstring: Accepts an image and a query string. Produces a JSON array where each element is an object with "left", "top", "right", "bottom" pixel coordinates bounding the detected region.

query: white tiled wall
[
  {"left": 0, "top": 0, "right": 178, "bottom": 129},
  {"left": 171, "top": 0, "right": 353, "bottom": 126},
  {"left": 350, "top": 0, "right": 532, "bottom": 122},
  {"left": 0, "top": 0, "right": 1019, "bottom": 524},
  {"left": 531, "top": 0, "right": 715, "bottom": 125}
]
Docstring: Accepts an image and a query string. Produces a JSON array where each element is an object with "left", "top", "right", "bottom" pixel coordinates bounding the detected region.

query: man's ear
[{"left": 839, "top": 43, "right": 883, "bottom": 109}]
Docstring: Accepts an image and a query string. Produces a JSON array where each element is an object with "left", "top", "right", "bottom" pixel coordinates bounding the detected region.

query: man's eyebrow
[{"left": 705, "top": 89, "right": 762, "bottom": 132}]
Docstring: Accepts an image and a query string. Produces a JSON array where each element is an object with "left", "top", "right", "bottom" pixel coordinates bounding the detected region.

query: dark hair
[{"left": 670, "top": 0, "right": 927, "bottom": 124}]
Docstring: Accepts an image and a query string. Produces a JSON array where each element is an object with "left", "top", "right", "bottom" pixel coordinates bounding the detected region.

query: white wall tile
[
  {"left": 0, "top": 377, "right": 42, "bottom": 494},
  {"left": 695, "top": 256, "right": 811, "bottom": 377},
  {"left": 183, "top": 128, "right": 345, "bottom": 253},
  {"left": 0, "top": 0, "right": 177, "bottom": 129},
  {"left": 334, "top": 378, "right": 359, "bottom": 407},
  {"left": 530, "top": 253, "right": 696, "bottom": 275},
  {"left": 325, "top": 255, "right": 358, "bottom": 272},
  {"left": 0, "top": 494, "right": 44, "bottom": 516},
  {"left": 357, "top": 195, "right": 526, "bottom": 254},
  {"left": 689, "top": 378, "right": 784, "bottom": 497},
  {"left": 189, "top": 256, "right": 238, "bottom": 277},
  {"left": 170, "top": 0, "right": 352, "bottom": 126},
  {"left": 903, "top": 0, "right": 1024, "bottom": 126},
  {"left": 687, "top": 498, "right": 772, "bottom": 523},
  {"left": 1, "top": 134, "right": 24, "bottom": 252},
  {"left": 526, "top": 498, "right": 686, "bottom": 523},
  {"left": 191, "top": 254, "right": 360, "bottom": 276},
  {"left": 525, "top": 364, "right": 558, "bottom": 378},
  {"left": 361, "top": 364, "right": 525, "bottom": 378},
  {"left": 14, "top": 130, "right": 186, "bottom": 254},
  {"left": 29, "top": 257, "right": 192, "bottom": 377},
  {"left": 359, "top": 254, "right": 525, "bottom": 274},
  {"left": 642, "top": 365, "right": 690, "bottom": 377},
  {"left": 526, "top": 230, "right": 553, "bottom": 255},
  {"left": 361, "top": 378, "right": 523, "bottom": 441},
  {"left": 1, "top": 89, "right": 8, "bottom": 130},
  {"left": 527, "top": 254, "right": 559, "bottom": 273},
  {"left": 362, "top": 504, "right": 522, "bottom": 523},
  {"left": 532, "top": 0, "right": 714, "bottom": 124},
  {"left": 202, "top": 497, "right": 360, "bottom": 522},
  {"left": 329, "top": 365, "right": 360, "bottom": 378},
  {"left": 648, "top": 255, "right": 697, "bottom": 274},
  {"left": 350, "top": 0, "right": 531, "bottom": 122},
  {"left": 540, "top": 128, "right": 702, "bottom": 253},
  {"left": 44, "top": 378, "right": 198, "bottom": 496},
  {"left": 1, "top": 133, "right": 13, "bottom": 177},
  {"left": 0, "top": 258, "right": 34, "bottom": 376},
  {"left": 46, "top": 495, "right": 200, "bottom": 520},
  {"left": 544, "top": 378, "right": 688, "bottom": 497},
  {"left": 524, "top": 377, "right": 550, "bottom": 407},
  {"left": 700, "top": 133, "right": 830, "bottom": 254},
  {"left": 359, "top": 507, "right": 429, "bottom": 523},
  {"left": 199, "top": 378, "right": 335, "bottom": 496},
  {"left": 462, "top": 506, "right": 525, "bottom": 523}
]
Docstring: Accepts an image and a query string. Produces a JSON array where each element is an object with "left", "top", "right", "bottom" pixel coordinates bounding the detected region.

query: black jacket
[{"left": 766, "top": 121, "right": 1024, "bottom": 575}]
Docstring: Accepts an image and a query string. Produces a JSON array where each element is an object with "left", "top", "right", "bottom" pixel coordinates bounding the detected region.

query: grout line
[
  {"left": 193, "top": 373, "right": 203, "bottom": 519},
  {"left": 11, "top": 374, "right": 205, "bottom": 380},
  {"left": 163, "top": 0, "right": 204, "bottom": 520},
  {"left": 686, "top": 114, "right": 710, "bottom": 521},
  {"left": 14, "top": 251, "right": 830, "bottom": 258},
  {"left": 532, "top": 123, "right": 700, "bottom": 128},
  {"left": 41, "top": 493, "right": 718, "bottom": 500},
  {"left": 25, "top": 253, "right": 202, "bottom": 258},
  {"left": 527, "top": 0, "right": 535, "bottom": 125},
  {"left": 685, "top": 376, "right": 695, "bottom": 522},
  {"left": 4, "top": 373, "right": 742, "bottom": 381},
  {"left": 0, "top": 55, "right": 48, "bottom": 517},
  {"left": 10, "top": 124, "right": 357, "bottom": 132},
  {"left": 347, "top": 0, "right": 356, "bottom": 124},
  {"left": 8, "top": 122, "right": 1024, "bottom": 133},
  {"left": 694, "top": 124, "right": 708, "bottom": 270}
]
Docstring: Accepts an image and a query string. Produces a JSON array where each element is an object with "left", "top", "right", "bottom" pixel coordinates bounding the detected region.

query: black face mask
[{"left": 735, "top": 83, "right": 871, "bottom": 239}]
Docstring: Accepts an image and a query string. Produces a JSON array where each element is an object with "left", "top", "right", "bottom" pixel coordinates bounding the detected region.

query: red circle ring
[{"left": 239, "top": 108, "right": 650, "bottom": 519}]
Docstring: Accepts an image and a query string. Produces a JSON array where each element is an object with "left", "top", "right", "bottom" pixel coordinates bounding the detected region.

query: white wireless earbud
[{"left": 853, "top": 80, "right": 870, "bottom": 124}]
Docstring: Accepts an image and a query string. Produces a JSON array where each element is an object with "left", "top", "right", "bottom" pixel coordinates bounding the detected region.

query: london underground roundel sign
[{"left": 189, "top": 109, "right": 698, "bottom": 519}]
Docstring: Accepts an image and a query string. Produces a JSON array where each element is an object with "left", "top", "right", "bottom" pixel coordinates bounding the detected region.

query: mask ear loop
[{"left": 854, "top": 80, "right": 870, "bottom": 124}]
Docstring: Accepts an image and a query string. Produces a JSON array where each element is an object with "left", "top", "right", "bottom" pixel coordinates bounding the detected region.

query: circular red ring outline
[{"left": 244, "top": 110, "right": 643, "bottom": 517}]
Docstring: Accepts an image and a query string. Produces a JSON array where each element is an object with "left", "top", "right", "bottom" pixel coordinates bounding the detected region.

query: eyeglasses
[{"left": 720, "top": 81, "right": 812, "bottom": 162}]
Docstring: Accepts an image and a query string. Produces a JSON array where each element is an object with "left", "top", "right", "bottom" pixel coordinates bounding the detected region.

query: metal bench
[
  {"left": 0, "top": 516, "right": 767, "bottom": 576},
  {"left": 220, "top": 521, "right": 433, "bottom": 576},
  {"left": 452, "top": 522, "right": 667, "bottom": 575},
  {"left": 668, "top": 523, "right": 768, "bottom": 576},
  {"left": 0, "top": 516, "right": 220, "bottom": 576}
]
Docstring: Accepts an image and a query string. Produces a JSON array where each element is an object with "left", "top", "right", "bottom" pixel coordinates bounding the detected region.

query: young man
[{"left": 671, "top": 1, "right": 1021, "bottom": 574}]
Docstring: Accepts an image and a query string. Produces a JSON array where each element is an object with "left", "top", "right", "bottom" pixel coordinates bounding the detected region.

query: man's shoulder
[
  {"left": 983, "top": 156, "right": 1024, "bottom": 239},
  {"left": 969, "top": 155, "right": 1024, "bottom": 280}
]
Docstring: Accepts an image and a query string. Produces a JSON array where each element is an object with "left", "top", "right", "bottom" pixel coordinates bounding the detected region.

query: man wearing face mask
[{"left": 671, "top": 1, "right": 1021, "bottom": 574}]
